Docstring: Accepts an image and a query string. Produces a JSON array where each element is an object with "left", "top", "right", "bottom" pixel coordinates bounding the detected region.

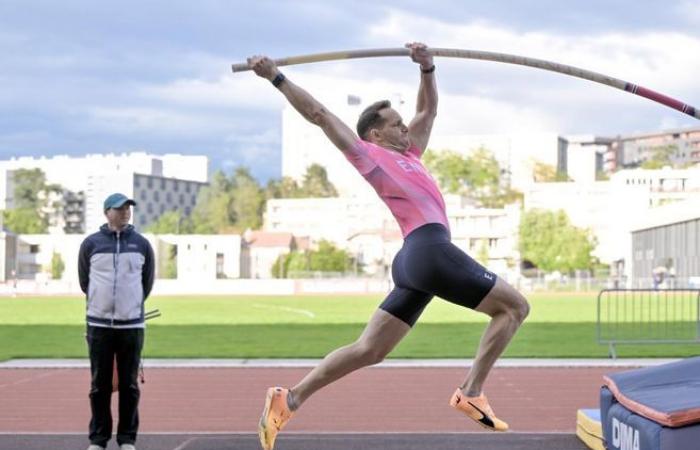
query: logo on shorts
[{"left": 484, "top": 272, "right": 493, "bottom": 280}]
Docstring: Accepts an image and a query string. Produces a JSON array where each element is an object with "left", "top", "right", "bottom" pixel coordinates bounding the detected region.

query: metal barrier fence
[{"left": 597, "top": 289, "right": 700, "bottom": 358}]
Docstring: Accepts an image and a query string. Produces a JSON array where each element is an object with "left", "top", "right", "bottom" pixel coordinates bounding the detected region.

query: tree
[
  {"left": 300, "top": 164, "right": 338, "bottom": 197},
  {"left": 163, "top": 245, "right": 177, "bottom": 279},
  {"left": 12, "top": 168, "right": 47, "bottom": 209},
  {"left": 189, "top": 168, "right": 266, "bottom": 233},
  {"left": 230, "top": 167, "right": 265, "bottom": 230},
  {"left": 518, "top": 209, "right": 597, "bottom": 272},
  {"left": 423, "top": 147, "right": 522, "bottom": 208},
  {"left": 641, "top": 144, "right": 677, "bottom": 169},
  {"left": 144, "top": 210, "right": 192, "bottom": 234},
  {"left": 532, "top": 161, "right": 569, "bottom": 182},
  {"left": 266, "top": 176, "right": 302, "bottom": 199},
  {"left": 466, "top": 148, "right": 501, "bottom": 190},
  {"left": 423, "top": 149, "right": 472, "bottom": 194},
  {"left": 286, "top": 251, "right": 310, "bottom": 278},
  {"left": 2, "top": 168, "right": 62, "bottom": 234},
  {"left": 308, "top": 240, "right": 349, "bottom": 272},
  {"left": 50, "top": 252, "right": 65, "bottom": 280},
  {"left": 265, "top": 165, "right": 338, "bottom": 201},
  {"left": 277, "top": 240, "right": 351, "bottom": 277},
  {"left": 190, "top": 171, "right": 235, "bottom": 233},
  {"left": 271, "top": 253, "right": 291, "bottom": 278},
  {"left": 3, "top": 208, "right": 46, "bottom": 234}
]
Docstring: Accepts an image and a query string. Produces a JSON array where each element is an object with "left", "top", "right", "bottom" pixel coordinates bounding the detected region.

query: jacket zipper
[{"left": 112, "top": 231, "right": 120, "bottom": 326}]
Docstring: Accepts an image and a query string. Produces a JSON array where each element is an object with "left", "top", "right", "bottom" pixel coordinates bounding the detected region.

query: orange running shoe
[
  {"left": 258, "top": 387, "right": 295, "bottom": 450},
  {"left": 449, "top": 388, "right": 509, "bottom": 432}
]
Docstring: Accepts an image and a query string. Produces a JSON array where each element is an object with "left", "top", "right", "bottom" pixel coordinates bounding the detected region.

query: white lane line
[
  {"left": 0, "top": 369, "right": 65, "bottom": 389},
  {"left": 251, "top": 303, "right": 316, "bottom": 318},
  {"left": 172, "top": 437, "right": 197, "bottom": 450}
]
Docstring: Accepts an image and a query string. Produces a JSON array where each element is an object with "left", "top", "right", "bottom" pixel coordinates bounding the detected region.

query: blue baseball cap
[{"left": 103, "top": 193, "right": 136, "bottom": 211}]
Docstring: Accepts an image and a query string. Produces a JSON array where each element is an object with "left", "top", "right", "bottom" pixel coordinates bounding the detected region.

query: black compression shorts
[{"left": 379, "top": 223, "right": 497, "bottom": 326}]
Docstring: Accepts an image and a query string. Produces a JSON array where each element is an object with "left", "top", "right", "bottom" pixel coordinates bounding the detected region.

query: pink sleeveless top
[{"left": 343, "top": 139, "right": 449, "bottom": 237}]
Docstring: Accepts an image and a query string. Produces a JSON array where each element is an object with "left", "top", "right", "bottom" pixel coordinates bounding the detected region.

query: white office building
[
  {"left": 524, "top": 167, "right": 700, "bottom": 265},
  {"left": 0, "top": 152, "right": 209, "bottom": 233}
]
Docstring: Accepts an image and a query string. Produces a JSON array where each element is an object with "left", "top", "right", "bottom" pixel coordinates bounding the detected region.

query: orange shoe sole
[{"left": 258, "top": 388, "right": 276, "bottom": 450}]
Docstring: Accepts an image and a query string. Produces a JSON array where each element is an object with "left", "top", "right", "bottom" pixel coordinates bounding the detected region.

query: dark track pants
[{"left": 87, "top": 326, "right": 144, "bottom": 448}]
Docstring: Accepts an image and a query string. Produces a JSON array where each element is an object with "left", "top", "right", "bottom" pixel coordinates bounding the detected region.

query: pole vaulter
[{"left": 232, "top": 47, "right": 699, "bottom": 120}]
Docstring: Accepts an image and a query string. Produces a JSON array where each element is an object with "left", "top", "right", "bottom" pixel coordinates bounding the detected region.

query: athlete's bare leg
[
  {"left": 460, "top": 277, "right": 529, "bottom": 396},
  {"left": 290, "top": 308, "right": 410, "bottom": 409}
]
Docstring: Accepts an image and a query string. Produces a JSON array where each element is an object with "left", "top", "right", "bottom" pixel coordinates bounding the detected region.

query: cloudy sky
[{"left": 1, "top": 0, "right": 698, "bottom": 182}]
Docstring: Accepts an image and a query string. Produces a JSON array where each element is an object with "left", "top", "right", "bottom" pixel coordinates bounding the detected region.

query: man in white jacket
[{"left": 78, "top": 193, "right": 154, "bottom": 450}]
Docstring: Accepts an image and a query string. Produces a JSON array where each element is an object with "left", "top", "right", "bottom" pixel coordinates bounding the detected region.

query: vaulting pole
[{"left": 232, "top": 47, "right": 699, "bottom": 120}]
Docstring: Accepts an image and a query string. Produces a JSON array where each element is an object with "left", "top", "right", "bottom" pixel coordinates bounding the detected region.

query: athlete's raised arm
[
  {"left": 248, "top": 55, "right": 358, "bottom": 153},
  {"left": 406, "top": 42, "right": 438, "bottom": 154}
]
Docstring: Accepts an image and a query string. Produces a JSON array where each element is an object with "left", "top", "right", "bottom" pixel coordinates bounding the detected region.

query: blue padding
[
  {"left": 606, "top": 357, "right": 700, "bottom": 418},
  {"left": 606, "top": 403, "right": 660, "bottom": 450},
  {"left": 601, "top": 386, "right": 615, "bottom": 433},
  {"left": 601, "top": 385, "right": 700, "bottom": 450},
  {"left": 582, "top": 408, "right": 601, "bottom": 422},
  {"left": 604, "top": 404, "right": 700, "bottom": 450}
]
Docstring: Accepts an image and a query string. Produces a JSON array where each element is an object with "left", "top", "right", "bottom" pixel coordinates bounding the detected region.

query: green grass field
[{"left": 1, "top": 293, "right": 698, "bottom": 360}]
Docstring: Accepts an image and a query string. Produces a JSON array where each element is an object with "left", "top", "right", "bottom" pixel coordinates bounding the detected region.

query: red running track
[{"left": 0, "top": 366, "right": 625, "bottom": 434}]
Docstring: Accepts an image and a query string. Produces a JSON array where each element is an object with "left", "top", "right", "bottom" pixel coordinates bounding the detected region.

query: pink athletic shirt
[{"left": 344, "top": 139, "right": 449, "bottom": 237}]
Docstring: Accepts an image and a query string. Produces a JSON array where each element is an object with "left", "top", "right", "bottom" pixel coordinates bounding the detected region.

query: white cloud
[
  {"left": 233, "top": 143, "right": 280, "bottom": 168},
  {"left": 676, "top": 0, "right": 700, "bottom": 25},
  {"left": 225, "top": 128, "right": 278, "bottom": 146},
  {"left": 84, "top": 106, "right": 233, "bottom": 136},
  {"left": 143, "top": 74, "right": 283, "bottom": 111},
  {"left": 362, "top": 9, "right": 700, "bottom": 132},
  {"left": 3, "top": 2, "right": 698, "bottom": 178}
]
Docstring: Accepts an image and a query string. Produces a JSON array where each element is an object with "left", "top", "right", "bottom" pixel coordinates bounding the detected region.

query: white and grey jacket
[{"left": 78, "top": 224, "right": 155, "bottom": 328}]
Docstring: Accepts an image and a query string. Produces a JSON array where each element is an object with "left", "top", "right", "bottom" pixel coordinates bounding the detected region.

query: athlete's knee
[
  {"left": 354, "top": 340, "right": 388, "bottom": 366},
  {"left": 512, "top": 297, "right": 530, "bottom": 324},
  {"left": 493, "top": 294, "right": 529, "bottom": 325}
]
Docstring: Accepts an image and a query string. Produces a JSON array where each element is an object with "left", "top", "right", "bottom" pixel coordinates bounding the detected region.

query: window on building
[
  {"left": 29, "top": 244, "right": 40, "bottom": 254},
  {"left": 216, "top": 253, "right": 225, "bottom": 279},
  {"left": 174, "top": 183, "right": 179, "bottom": 192},
  {"left": 147, "top": 178, "right": 153, "bottom": 188},
  {"left": 185, "top": 183, "right": 191, "bottom": 193},
  {"left": 160, "top": 178, "right": 166, "bottom": 189}
]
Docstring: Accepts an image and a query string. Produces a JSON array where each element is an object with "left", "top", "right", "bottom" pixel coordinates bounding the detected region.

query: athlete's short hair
[{"left": 357, "top": 100, "right": 391, "bottom": 140}]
